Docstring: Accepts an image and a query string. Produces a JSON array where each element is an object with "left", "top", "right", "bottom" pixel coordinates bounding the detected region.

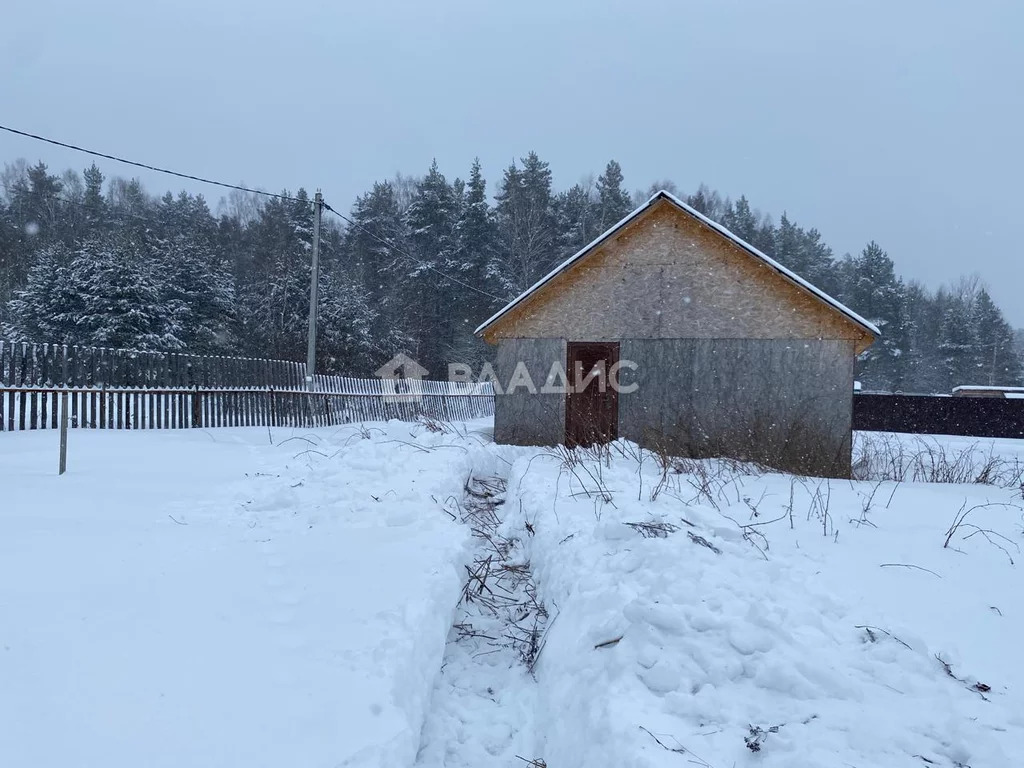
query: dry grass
[
  {"left": 853, "top": 433, "right": 1024, "bottom": 489},
  {"left": 457, "top": 476, "right": 551, "bottom": 673}
]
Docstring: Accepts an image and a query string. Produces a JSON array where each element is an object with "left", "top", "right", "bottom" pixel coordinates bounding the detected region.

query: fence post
[
  {"left": 191, "top": 385, "right": 202, "bottom": 428},
  {"left": 59, "top": 391, "right": 69, "bottom": 475}
]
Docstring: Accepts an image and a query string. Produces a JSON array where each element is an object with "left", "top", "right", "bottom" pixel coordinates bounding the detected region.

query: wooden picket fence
[
  {"left": 0, "top": 339, "right": 308, "bottom": 389},
  {"left": 0, "top": 341, "right": 494, "bottom": 432}
]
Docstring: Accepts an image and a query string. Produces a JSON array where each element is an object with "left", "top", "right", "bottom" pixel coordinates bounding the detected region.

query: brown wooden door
[{"left": 565, "top": 341, "right": 619, "bottom": 447}]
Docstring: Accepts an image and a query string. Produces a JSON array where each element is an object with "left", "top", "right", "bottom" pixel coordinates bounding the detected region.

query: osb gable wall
[{"left": 485, "top": 200, "right": 871, "bottom": 351}]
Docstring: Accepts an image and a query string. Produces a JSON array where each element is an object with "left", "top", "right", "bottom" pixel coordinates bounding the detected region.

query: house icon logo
[{"left": 374, "top": 353, "right": 429, "bottom": 402}]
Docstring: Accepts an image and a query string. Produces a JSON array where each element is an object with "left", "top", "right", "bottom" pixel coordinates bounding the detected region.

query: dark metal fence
[{"left": 853, "top": 393, "right": 1024, "bottom": 439}]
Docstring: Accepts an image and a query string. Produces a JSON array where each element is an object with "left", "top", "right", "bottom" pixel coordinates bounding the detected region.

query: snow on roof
[
  {"left": 475, "top": 190, "right": 881, "bottom": 338},
  {"left": 952, "top": 385, "right": 1024, "bottom": 393}
]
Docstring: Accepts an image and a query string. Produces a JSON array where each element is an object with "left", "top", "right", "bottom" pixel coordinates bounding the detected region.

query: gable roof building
[
  {"left": 478, "top": 190, "right": 878, "bottom": 346},
  {"left": 477, "top": 191, "right": 876, "bottom": 477}
]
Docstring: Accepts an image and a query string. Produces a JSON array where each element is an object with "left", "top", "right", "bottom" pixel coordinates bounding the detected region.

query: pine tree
[
  {"left": 972, "top": 288, "right": 1022, "bottom": 386},
  {"left": 685, "top": 184, "right": 727, "bottom": 220},
  {"left": 595, "top": 160, "right": 632, "bottom": 231},
  {"left": 340, "top": 181, "right": 412, "bottom": 362},
  {"left": 314, "top": 265, "right": 390, "bottom": 374},
  {"left": 5, "top": 242, "right": 82, "bottom": 343},
  {"left": 20, "top": 162, "right": 63, "bottom": 242},
  {"left": 404, "top": 160, "right": 460, "bottom": 370},
  {"left": 799, "top": 227, "right": 841, "bottom": 297},
  {"left": 554, "top": 183, "right": 597, "bottom": 260},
  {"left": 451, "top": 158, "right": 500, "bottom": 366},
  {"left": 773, "top": 213, "right": 803, "bottom": 270},
  {"left": 71, "top": 234, "right": 181, "bottom": 350},
  {"left": 236, "top": 190, "right": 314, "bottom": 361},
  {"left": 770, "top": 214, "right": 840, "bottom": 296},
  {"left": 846, "top": 242, "right": 910, "bottom": 390},
  {"left": 493, "top": 152, "right": 557, "bottom": 294},
  {"left": 0, "top": 198, "right": 18, "bottom": 323},
  {"left": 106, "top": 177, "right": 151, "bottom": 237},
  {"left": 156, "top": 235, "right": 236, "bottom": 353},
  {"left": 3, "top": 163, "right": 64, "bottom": 300},
  {"left": 721, "top": 196, "right": 759, "bottom": 243},
  {"left": 938, "top": 294, "right": 977, "bottom": 388},
  {"left": 82, "top": 163, "right": 107, "bottom": 231}
]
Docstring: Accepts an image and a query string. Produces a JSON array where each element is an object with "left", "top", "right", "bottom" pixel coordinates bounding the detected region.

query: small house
[{"left": 475, "top": 191, "right": 877, "bottom": 477}]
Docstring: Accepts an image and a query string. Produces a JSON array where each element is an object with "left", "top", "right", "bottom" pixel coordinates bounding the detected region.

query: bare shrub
[
  {"left": 656, "top": 456, "right": 764, "bottom": 511},
  {"left": 624, "top": 520, "right": 679, "bottom": 538},
  {"left": 943, "top": 499, "right": 1022, "bottom": 564},
  {"left": 745, "top": 724, "right": 781, "bottom": 753},
  {"left": 545, "top": 445, "right": 616, "bottom": 509},
  {"left": 854, "top": 433, "right": 1024, "bottom": 489},
  {"left": 416, "top": 414, "right": 468, "bottom": 436},
  {"left": 850, "top": 480, "right": 886, "bottom": 528}
]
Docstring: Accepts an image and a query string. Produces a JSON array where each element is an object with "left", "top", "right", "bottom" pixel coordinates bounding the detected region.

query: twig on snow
[
  {"left": 638, "top": 726, "right": 715, "bottom": 766},
  {"left": 292, "top": 449, "right": 329, "bottom": 460},
  {"left": 278, "top": 435, "right": 318, "bottom": 447},
  {"left": 934, "top": 653, "right": 992, "bottom": 700},
  {"left": 856, "top": 624, "right": 912, "bottom": 650},
  {"left": 514, "top": 756, "right": 547, "bottom": 767},
  {"left": 879, "top": 563, "right": 942, "bottom": 578},
  {"left": 380, "top": 439, "right": 433, "bottom": 453},
  {"left": 687, "top": 531, "right": 722, "bottom": 554},
  {"left": 638, "top": 726, "right": 686, "bottom": 754}
]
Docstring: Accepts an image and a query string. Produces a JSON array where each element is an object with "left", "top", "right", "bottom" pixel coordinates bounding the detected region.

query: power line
[
  {"left": 0, "top": 123, "right": 304, "bottom": 203},
  {"left": 322, "top": 202, "right": 509, "bottom": 303},
  {"left": 3, "top": 121, "right": 509, "bottom": 304}
]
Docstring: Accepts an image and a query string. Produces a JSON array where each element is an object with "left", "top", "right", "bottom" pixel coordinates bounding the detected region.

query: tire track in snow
[{"left": 414, "top": 475, "right": 548, "bottom": 768}]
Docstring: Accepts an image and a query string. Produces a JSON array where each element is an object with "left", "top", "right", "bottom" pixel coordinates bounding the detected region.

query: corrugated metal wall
[
  {"left": 493, "top": 338, "right": 566, "bottom": 446},
  {"left": 493, "top": 337, "right": 855, "bottom": 477},
  {"left": 620, "top": 338, "right": 854, "bottom": 477}
]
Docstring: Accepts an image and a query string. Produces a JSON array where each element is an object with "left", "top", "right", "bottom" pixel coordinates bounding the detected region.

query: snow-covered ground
[
  {"left": 0, "top": 422, "right": 484, "bottom": 768},
  {"left": 2, "top": 424, "right": 1023, "bottom": 767},
  {"left": 502, "top": 437, "right": 1024, "bottom": 767}
]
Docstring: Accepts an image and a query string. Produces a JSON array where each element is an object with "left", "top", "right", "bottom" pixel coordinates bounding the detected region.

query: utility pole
[{"left": 305, "top": 191, "right": 323, "bottom": 392}]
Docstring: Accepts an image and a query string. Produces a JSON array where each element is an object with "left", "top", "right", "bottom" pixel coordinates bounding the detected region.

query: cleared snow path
[
  {"left": 0, "top": 424, "right": 477, "bottom": 768},
  {"left": 414, "top": 472, "right": 546, "bottom": 768}
]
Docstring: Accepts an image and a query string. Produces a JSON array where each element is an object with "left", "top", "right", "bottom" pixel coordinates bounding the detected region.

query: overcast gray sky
[{"left": 3, "top": 0, "right": 1022, "bottom": 323}]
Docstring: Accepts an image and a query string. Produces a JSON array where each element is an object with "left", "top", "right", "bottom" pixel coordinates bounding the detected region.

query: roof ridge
[{"left": 475, "top": 191, "right": 880, "bottom": 338}]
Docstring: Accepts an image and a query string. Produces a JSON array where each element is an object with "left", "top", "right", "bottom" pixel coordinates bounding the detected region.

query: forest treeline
[{"left": 0, "top": 154, "right": 1019, "bottom": 392}]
